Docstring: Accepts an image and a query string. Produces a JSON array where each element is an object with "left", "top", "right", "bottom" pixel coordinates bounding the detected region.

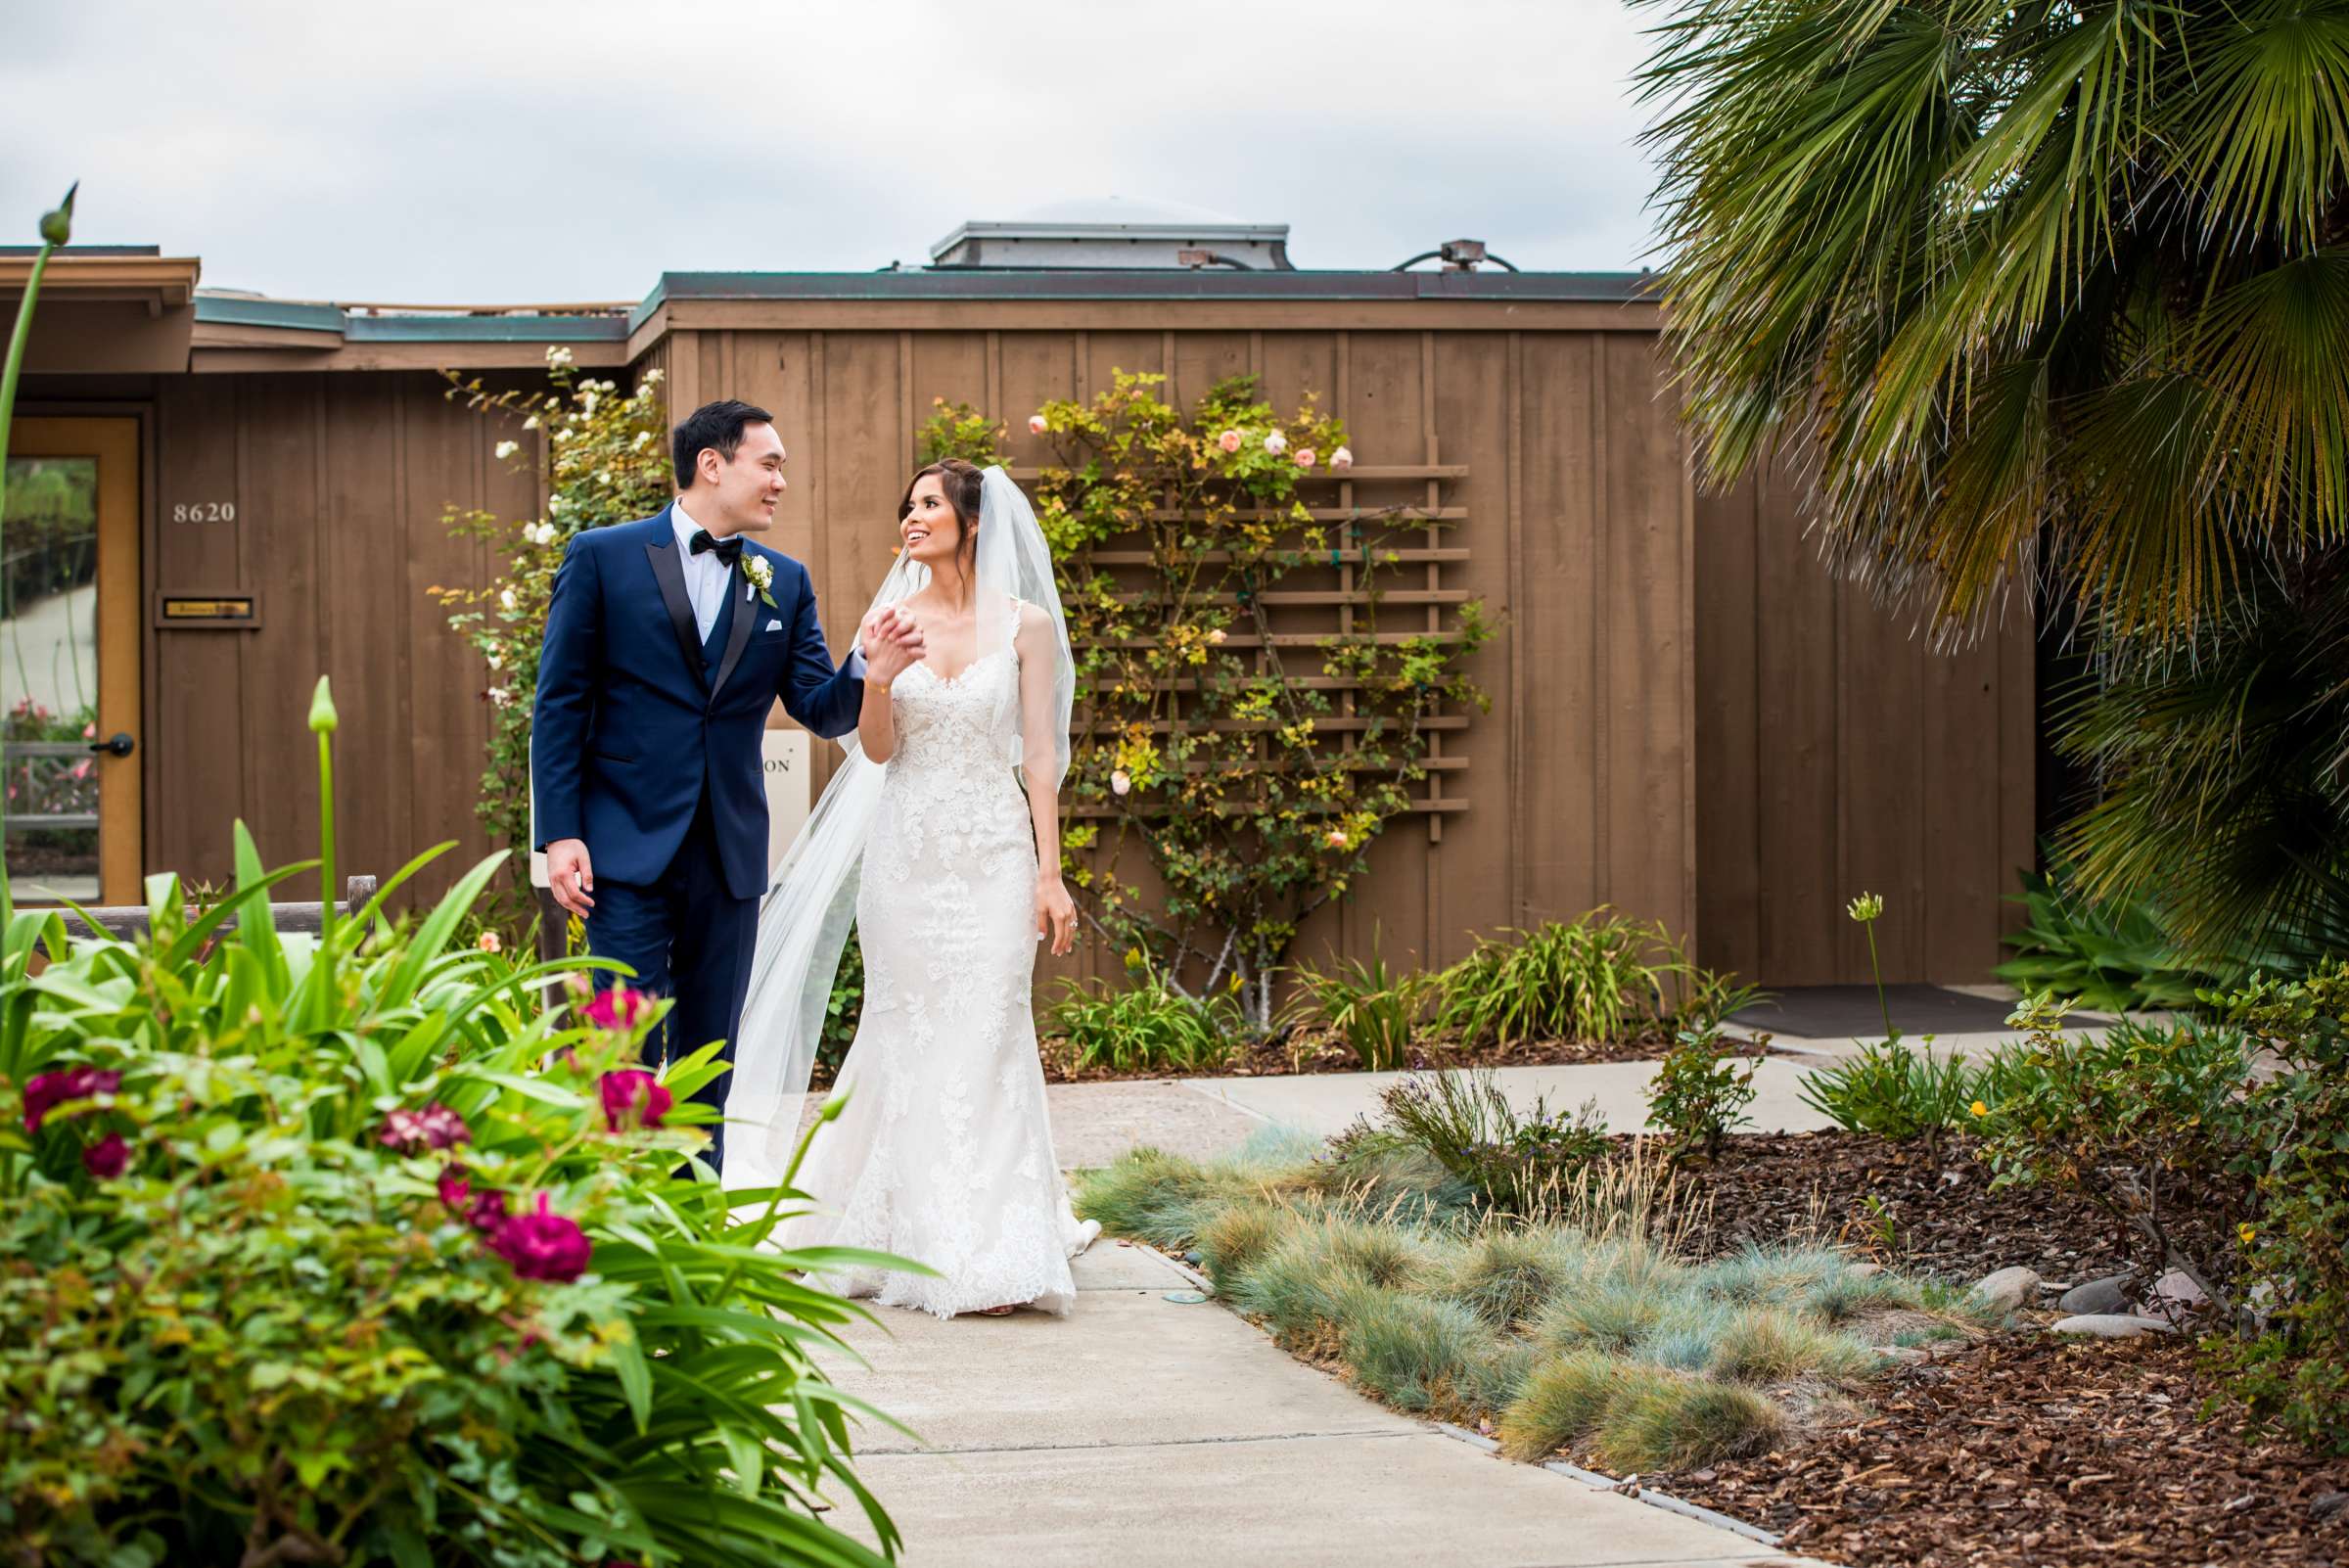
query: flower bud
[
  {"left": 38, "top": 182, "right": 76, "bottom": 248},
  {"left": 1029, "top": 413, "right": 1049, "bottom": 435},
  {"left": 307, "top": 675, "right": 339, "bottom": 735}
]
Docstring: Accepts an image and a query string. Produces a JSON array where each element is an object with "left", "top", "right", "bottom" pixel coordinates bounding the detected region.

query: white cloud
[{"left": 0, "top": 0, "right": 1665, "bottom": 300}]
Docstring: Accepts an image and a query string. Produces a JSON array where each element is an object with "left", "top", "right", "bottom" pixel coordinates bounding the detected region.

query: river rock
[
  {"left": 2150, "top": 1269, "right": 2209, "bottom": 1311},
  {"left": 1970, "top": 1266, "right": 2041, "bottom": 1314},
  {"left": 2050, "top": 1313, "right": 2179, "bottom": 1339},
  {"left": 2058, "top": 1272, "right": 2136, "bottom": 1315}
]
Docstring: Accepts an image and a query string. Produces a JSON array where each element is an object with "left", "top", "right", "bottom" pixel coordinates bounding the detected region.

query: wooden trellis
[{"left": 1009, "top": 461, "right": 1473, "bottom": 840}]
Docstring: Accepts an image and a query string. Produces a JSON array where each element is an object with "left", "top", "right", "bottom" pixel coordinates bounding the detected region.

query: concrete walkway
[{"left": 821, "top": 1239, "right": 1815, "bottom": 1568}]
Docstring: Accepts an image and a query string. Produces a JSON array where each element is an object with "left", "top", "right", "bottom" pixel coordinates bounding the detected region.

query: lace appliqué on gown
[{"left": 779, "top": 598, "right": 1095, "bottom": 1317}]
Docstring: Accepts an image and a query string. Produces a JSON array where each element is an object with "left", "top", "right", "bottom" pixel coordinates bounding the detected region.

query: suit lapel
[
  {"left": 708, "top": 563, "right": 759, "bottom": 701},
  {"left": 644, "top": 513, "right": 709, "bottom": 691}
]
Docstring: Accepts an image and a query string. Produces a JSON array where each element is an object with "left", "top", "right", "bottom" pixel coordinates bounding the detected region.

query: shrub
[
  {"left": 1977, "top": 998, "right": 2254, "bottom": 1308},
  {"left": 1797, "top": 1038, "right": 1980, "bottom": 1154},
  {"left": 1048, "top": 966, "right": 1241, "bottom": 1075},
  {"left": 817, "top": 924, "right": 864, "bottom": 1083},
  {"left": 0, "top": 680, "right": 902, "bottom": 1568},
  {"left": 1591, "top": 1374, "right": 1786, "bottom": 1473},
  {"left": 1286, "top": 948, "right": 1437, "bottom": 1072},
  {"left": 1443, "top": 1229, "right": 1573, "bottom": 1328},
  {"left": 1645, "top": 1027, "right": 1760, "bottom": 1159},
  {"left": 1496, "top": 1350, "right": 1628, "bottom": 1460},
  {"left": 1995, "top": 857, "right": 2222, "bottom": 1014},
  {"left": 1434, "top": 910, "right": 1755, "bottom": 1046},
  {"left": 1378, "top": 1069, "right": 1611, "bottom": 1218},
  {"left": 1335, "top": 1287, "right": 1486, "bottom": 1413},
  {"left": 2211, "top": 963, "right": 2349, "bottom": 1454}
]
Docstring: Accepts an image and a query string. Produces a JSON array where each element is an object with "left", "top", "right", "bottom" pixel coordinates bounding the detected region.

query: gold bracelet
[{"left": 871, "top": 676, "right": 892, "bottom": 693}]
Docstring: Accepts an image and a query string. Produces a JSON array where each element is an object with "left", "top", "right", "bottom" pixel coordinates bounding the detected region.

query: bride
[{"left": 726, "top": 459, "right": 1100, "bottom": 1318}]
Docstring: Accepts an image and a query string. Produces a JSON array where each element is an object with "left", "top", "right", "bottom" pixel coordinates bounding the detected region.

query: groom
[{"left": 531, "top": 399, "right": 920, "bottom": 1171}]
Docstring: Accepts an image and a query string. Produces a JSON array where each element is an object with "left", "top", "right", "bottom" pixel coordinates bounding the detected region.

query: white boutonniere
[{"left": 740, "top": 553, "right": 777, "bottom": 610}]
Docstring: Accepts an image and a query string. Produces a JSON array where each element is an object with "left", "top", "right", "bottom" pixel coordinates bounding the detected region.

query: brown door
[{"left": 2, "top": 417, "right": 143, "bottom": 905}]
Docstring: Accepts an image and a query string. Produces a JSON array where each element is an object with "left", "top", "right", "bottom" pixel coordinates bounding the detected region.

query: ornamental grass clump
[
  {"left": 1077, "top": 1137, "right": 1943, "bottom": 1477},
  {"left": 0, "top": 678, "right": 909, "bottom": 1568}
]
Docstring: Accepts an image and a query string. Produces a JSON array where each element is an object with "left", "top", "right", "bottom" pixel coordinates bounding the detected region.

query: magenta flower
[
  {"left": 81, "top": 1132, "right": 130, "bottom": 1179},
  {"left": 438, "top": 1165, "right": 473, "bottom": 1211},
  {"left": 488, "top": 1193, "right": 593, "bottom": 1282},
  {"left": 379, "top": 1102, "right": 470, "bottom": 1155},
  {"left": 600, "top": 1070, "right": 672, "bottom": 1132},
  {"left": 581, "top": 986, "right": 650, "bottom": 1032},
  {"left": 468, "top": 1186, "right": 511, "bottom": 1235},
  {"left": 23, "top": 1067, "right": 122, "bottom": 1132}
]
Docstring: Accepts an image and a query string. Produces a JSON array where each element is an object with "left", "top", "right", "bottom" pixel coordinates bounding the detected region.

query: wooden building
[{"left": 4, "top": 248, "right": 2039, "bottom": 987}]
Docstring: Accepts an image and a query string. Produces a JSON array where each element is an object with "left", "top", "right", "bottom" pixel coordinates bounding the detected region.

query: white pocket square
[{"left": 765, "top": 623, "right": 786, "bottom": 633}]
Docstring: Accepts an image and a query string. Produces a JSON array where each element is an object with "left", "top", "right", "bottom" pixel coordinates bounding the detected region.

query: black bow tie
[{"left": 689, "top": 530, "right": 743, "bottom": 567}]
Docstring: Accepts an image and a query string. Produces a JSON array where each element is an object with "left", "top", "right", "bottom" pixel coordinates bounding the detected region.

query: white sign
[{"left": 525, "top": 727, "right": 817, "bottom": 887}]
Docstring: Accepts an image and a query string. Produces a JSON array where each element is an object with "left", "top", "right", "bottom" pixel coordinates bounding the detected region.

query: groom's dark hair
[{"left": 672, "top": 399, "right": 775, "bottom": 488}]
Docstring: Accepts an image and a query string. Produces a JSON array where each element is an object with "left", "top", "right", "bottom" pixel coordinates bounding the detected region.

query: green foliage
[
  {"left": 1797, "top": 1039, "right": 1982, "bottom": 1154},
  {"left": 1977, "top": 998, "right": 2254, "bottom": 1306},
  {"left": 1589, "top": 1375, "right": 1786, "bottom": 1473},
  {"left": 924, "top": 376, "right": 1493, "bottom": 1028},
  {"left": 1996, "top": 857, "right": 2226, "bottom": 1014},
  {"left": 1434, "top": 910, "right": 1757, "bottom": 1047},
  {"left": 1376, "top": 1069, "right": 1610, "bottom": 1220},
  {"left": 1285, "top": 947, "right": 1438, "bottom": 1072},
  {"left": 1640, "top": 0, "right": 2349, "bottom": 963},
  {"left": 1645, "top": 1027, "right": 1759, "bottom": 1160},
  {"left": 0, "top": 683, "right": 903, "bottom": 1567},
  {"left": 818, "top": 925, "right": 864, "bottom": 1083},
  {"left": 1047, "top": 963, "right": 1242, "bottom": 1074},
  {"left": 435, "top": 353, "right": 671, "bottom": 936},
  {"left": 2209, "top": 963, "right": 2349, "bottom": 1454}
]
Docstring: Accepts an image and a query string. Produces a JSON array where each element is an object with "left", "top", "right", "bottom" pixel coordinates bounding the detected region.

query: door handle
[{"left": 87, "top": 732, "right": 135, "bottom": 759}]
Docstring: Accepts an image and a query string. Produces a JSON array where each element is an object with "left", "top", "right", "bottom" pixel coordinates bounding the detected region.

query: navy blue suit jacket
[{"left": 530, "top": 508, "right": 862, "bottom": 899}]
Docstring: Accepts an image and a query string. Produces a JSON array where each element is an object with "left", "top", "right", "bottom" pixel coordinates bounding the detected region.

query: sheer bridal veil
[{"left": 725, "top": 465, "right": 1073, "bottom": 1187}]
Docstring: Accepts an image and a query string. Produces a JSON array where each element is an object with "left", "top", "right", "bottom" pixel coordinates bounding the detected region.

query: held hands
[
  {"left": 1036, "top": 875, "right": 1077, "bottom": 957},
  {"left": 859, "top": 604, "right": 928, "bottom": 684}
]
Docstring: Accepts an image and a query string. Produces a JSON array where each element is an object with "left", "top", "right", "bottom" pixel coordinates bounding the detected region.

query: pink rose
[
  {"left": 80, "top": 722, "right": 96, "bottom": 740},
  {"left": 1218, "top": 430, "right": 1243, "bottom": 454},
  {"left": 69, "top": 760, "right": 91, "bottom": 781},
  {"left": 1330, "top": 446, "right": 1354, "bottom": 471},
  {"left": 1325, "top": 828, "right": 1351, "bottom": 850},
  {"left": 468, "top": 1186, "right": 511, "bottom": 1235},
  {"left": 82, "top": 1132, "right": 130, "bottom": 1179},
  {"left": 600, "top": 1070, "right": 672, "bottom": 1132},
  {"left": 1264, "top": 431, "right": 1288, "bottom": 454},
  {"left": 1294, "top": 449, "right": 1316, "bottom": 470},
  {"left": 379, "top": 1102, "right": 470, "bottom": 1155},
  {"left": 23, "top": 1068, "right": 122, "bottom": 1133},
  {"left": 1110, "top": 769, "right": 1132, "bottom": 797},
  {"left": 488, "top": 1192, "right": 594, "bottom": 1282},
  {"left": 1029, "top": 413, "right": 1049, "bottom": 436},
  {"left": 477, "top": 931, "right": 502, "bottom": 954},
  {"left": 582, "top": 986, "right": 650, "bottom": 1032}
]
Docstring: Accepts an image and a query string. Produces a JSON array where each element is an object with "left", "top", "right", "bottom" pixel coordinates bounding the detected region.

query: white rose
[
  {"left": 581, "top": 393, "right": 599, "bottom": 416},
  {"left": 632, "top": 431, "right": 653, "bottom": 449},
  {"left": 486, "top": 685, "right": 514, "bottom": 708},
  {"left": 1029, "top": 413, "right": 1049, "bottom": 435},
  {"left": 486, "top": 653, "right": 503, "bottom": 670},
  {"left": 641, "top": 368, "right": 665, "bottom": 386},
  {"left": 1264, "top": 430, "right": 1288, "bottom": 454},
  {"left": 545, "top": 346, "right": 575, "bottom": 368},
  {"left": 1110, "top": 769, "right": 1132, "bottom": 797},
  {"left": 494, "top": 439, "right": 520, "bottom": 460},
  {"left": 498, "top": 587, "right": 519, "bottom": 614},
  {"left": 522, "top": 414, "right": 539, "bottom": 431},
  {"left": 1330, "top": 446, "right": 1355, "bottom": 471}
]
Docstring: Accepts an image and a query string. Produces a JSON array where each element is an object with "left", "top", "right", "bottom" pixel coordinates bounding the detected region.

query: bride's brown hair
[{"left": 898, "top": 459, "right": 985, "bottom": 567}]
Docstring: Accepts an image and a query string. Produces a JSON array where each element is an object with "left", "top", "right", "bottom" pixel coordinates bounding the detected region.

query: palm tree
[{"left": 1638, "top": 0, "right": 2349, "bottom": 964}]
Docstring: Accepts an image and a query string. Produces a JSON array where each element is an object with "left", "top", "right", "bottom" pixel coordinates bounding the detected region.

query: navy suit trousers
[{"left": 586, "top": 791, "right": 757, "bottom": 1172}]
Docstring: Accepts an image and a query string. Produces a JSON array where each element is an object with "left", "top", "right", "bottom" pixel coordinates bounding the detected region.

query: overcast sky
[{"left": 3, "top": 0, "right": 1666, "bottom": 304}]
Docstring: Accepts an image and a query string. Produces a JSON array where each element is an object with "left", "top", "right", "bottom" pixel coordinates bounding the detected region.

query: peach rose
[
  {"left": 1029, "top": 413, "right": 1049, "bottom": 435},
  {"left": 1218, "top": 430, "right": 1243, "bottom": 453}
]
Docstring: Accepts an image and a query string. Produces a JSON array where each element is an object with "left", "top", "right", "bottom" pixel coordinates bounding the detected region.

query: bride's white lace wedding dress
[{"left": 779, "top": 595, "right": 1097, "bottom": 1317}]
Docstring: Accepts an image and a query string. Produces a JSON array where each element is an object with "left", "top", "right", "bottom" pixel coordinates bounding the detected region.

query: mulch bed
[
  {"left": 1646, "top": 1334, "right": 2349, "bottom": 1567},
  {"left": 1037, "top": 1028, "right": 1688, "bottom": 1084},
  {"left": 1659, "top": 1130, "right": 2151, "bottom": 1286},
  {"left": 1655, "top": 1130, "right": 2241, "bottom": 1301}
]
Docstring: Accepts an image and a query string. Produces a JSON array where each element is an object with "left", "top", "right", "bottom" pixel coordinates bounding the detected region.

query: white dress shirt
[{"left": 668, "top": 499, "right": 866, "bottom": 675}]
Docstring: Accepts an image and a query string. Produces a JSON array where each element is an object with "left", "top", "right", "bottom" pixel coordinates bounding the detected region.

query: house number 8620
[{"left": 173, "top": 501, "right": 237, "bottom": 523}]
